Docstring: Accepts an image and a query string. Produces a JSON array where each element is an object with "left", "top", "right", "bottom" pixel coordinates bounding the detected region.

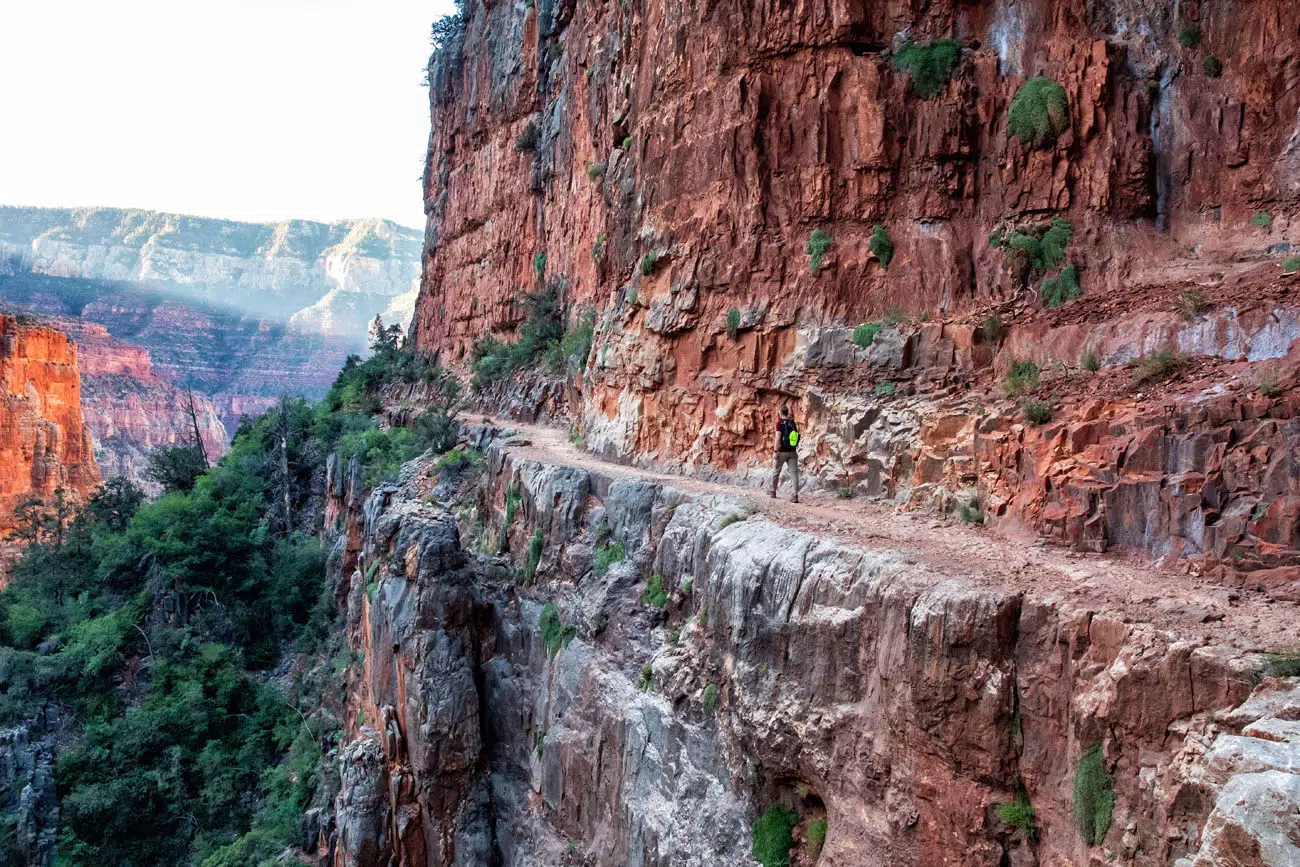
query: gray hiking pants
[{"left": 770, "top": 451, "right": 799, "bottom": 498}]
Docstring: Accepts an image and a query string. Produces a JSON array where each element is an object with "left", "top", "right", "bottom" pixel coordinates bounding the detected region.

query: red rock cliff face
[
  {"left": 0, "top": 316, "right": 100, "bottom": 542},
  {"left": 412, "top": 0, "right": 1300, "bottom": 575}
]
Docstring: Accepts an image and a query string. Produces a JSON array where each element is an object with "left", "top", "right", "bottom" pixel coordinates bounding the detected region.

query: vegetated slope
[
  {"left": 410, "top": 0, "right": 1300, "bottom": 581},
  {"left": 0, "top": 206, "right": 421, "bottom": 336}
]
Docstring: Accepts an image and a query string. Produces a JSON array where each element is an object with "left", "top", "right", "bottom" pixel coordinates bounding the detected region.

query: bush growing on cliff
[
  {"left": 892, "top": 38, "right": 962, "bottom": 97},
  {"left": 1129, "top": 349, "right": 1187, "bottom": 385},
  {"left": 727, "top": 308, "right": 742, "bottom": 340},
  {"left": 640, "top": 250, "right": 662, "bottom": 276},
  {"left": 701, "top": 683, "right": 719, "bottom": 714},
  {"left": 539, "top": 603, "right": 577, "bottom": 659},
  {"left": 870, "top": 225, "right": 895, "bottom": 268},
  {"left": 752, "top": 805, "right": 799, "bottom": 867},
  {"left": 1177, "top": 25, "right": 1202, "bottom": 48},
  {"left": 146, "top": 444, "right": 208, "bottom": 494},
  {"left": 1008, "top": 77, "right": 1070, "bottom": 147},
  {"left": 1021, "top": 397, "right": 1055, "bottom": 425},
  {"left": 1041, "top": 264, "right": 1081, "bottom": 308},
  {"left": 1264, "top": 650, "right": 1300, "bottom": 677},
  {"left": 643, "top": 573, "right": 668, "bottom": 608},
  {"left": 853, "top": 322, "right": 882, "bottom": 348},
  {"left": 1176, "top": 289, "right": 1209, "bottom": 321},
  {"left": 1251, "top": 212, "right": 1273, "bottom": 229},
  {"left": 1073, "top": 745, "right": 1116, "bottom": 846},
  {"left": 471, "top": 282, "right": 567, "bottom": 390},
  {"left": 519, "top": 529, "right": 545, "bottom": 584},
  {"left": 515, "top": 121, "right": 539, "bottom": 152},
  {"left": 806, "top": 818, "right": 829, "bottom": 857},
  {"left": 1081, "top": 348, "right": 1101, "bottom": 373},
  {"left": 996, "top": 790, "right": 1038, "bottom": 836},
  {"left": 1002, "top": 360, "right": 1041, "bottom": 397},
  {"left": 807, "top": 229, "right": 833, "bottom": 273},
  {"left": 1203, "top": 56, "right": 1223, "bottom": 78},
  {"left": 594, "top": 540, "right": 626, "bottom": 575}
]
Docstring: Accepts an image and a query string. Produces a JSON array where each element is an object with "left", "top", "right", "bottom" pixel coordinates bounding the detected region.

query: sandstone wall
[
  {"left": 0, "top": 316, "right": 100, "bottom": 542},
  {"left": 320, "top": 432, "right": 1300, "bottom": 867}
]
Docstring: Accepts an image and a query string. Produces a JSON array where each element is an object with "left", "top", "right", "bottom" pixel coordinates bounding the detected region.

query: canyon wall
[
  {"left": 0, "top": 315, "right": 100, "bottom": 544},
  {"left": 318, "top": 430, "right": 1300, "bottom": 867},
  {"left": 411, "top": 0, "right": 1300, "bottom": 576},
  {"left": 0, "top": 206, "right": 420, "bottom": 337}
]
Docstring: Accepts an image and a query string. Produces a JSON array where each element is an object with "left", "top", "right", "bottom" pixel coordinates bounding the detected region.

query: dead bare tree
[{"left": 184, "top": 389, "right": 208, "bottom": 468}]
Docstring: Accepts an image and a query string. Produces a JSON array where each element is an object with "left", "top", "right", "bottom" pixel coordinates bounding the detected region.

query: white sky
[{"left": 0, "top": 0, "right": 459, "bottom": 229}]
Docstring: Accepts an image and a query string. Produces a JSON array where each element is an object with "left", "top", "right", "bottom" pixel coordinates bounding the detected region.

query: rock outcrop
[
  {"left": 0, "top": 315, "right": 100, "bottom": 549},
  {"left": 320, "top": 428, "right": 1300, "bottom": 867},
  {"left": 409, "top": 0, "right": 1300, "bottom": 576}
]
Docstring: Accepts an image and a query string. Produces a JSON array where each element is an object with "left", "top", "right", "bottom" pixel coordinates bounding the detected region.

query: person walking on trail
[{"left": 770, "top": 404, "right": 800, "bottom": 503}]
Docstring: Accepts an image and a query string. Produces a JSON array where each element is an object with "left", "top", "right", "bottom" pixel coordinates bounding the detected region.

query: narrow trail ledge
[{"left": 327, "top": 416, "right": 1300, "bottom": 867}]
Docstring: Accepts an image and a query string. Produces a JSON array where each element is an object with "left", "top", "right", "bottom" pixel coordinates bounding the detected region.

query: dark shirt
[{"left": 776, "top": 418, "right": 797, "bottom": 453}]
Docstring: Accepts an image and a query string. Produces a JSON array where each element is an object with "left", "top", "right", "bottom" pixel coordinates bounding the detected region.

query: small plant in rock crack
[
  {"left": 1129, "top": 349, "right": 1187, "bottom": 385},
  {"left": 870, "top": 225, "right": 894, "bottom": 268},
  {"left": 718, "top": 513, "right": 744, "bottom": 531},
  {"left": 680, "top": 577, "right": 693, "bottom": 595},
  {"left": 539, "top": 603, "right": 577, "bottom": 659},
  {"left": 981, "top": 313, "right": 1004, "bottom": 343},
  {"left": 535, "top": 729, "right": 547, "bottom": 757},
  {"left": 1081, "top": 348, "right": 1101, "bottom": 373},
  {"left": 640, "top": 250, "right": 661, "bottom": 276},
  {"left": 636, "top": 664, "right": 654, "bottom": 692},
  {"left": 1021, "top": 397, "right": 1054, "bottom": 426},
  {"left": 960, "top": 500, "right": 984, "bottom": 524},
  {"left": 1251, "top": 212, "right": 1274, "bottom": 229},
  {"left": 853, "top": 322, "right": 882, "bottom": 348},
  {"left": 643, "top": 573, "right": 668, "bottom": 608},
  {"left": 751, "top": 805, "right": 799, "bottom": 867},
  {"left": 1003, "top": 360, "right": 1041, "bottom": 397},
  {"left": 1073, "top": 746, "right": 1115, "bottom": 846},
  {"left": 585, "top": 161, "right": 606, "bottom": 181},
  {"left": 666, "top": 628, "right": 681, "bottom": 647},
  {"left": 1284, "top": 257, "right": 1300, "bottom": 275},
  {"left": 807, "top": 229, "right": 833, "bottom": 273},
  {"left": 1264, "top": 650, "right": 1300, "bottom": 677},
  {"left": 995, "top": 789, "right": 1038, "bottom": 837},
  {"left": 532, "top": 251, "right": 547, "bottom": 280},
  {"left": 875, "top": 381, "right": 897, "bottom": 396},
  {"left": 838, "top": 486, "right": 855, "bottom": 499},
  {"left": 727, "top": 307, "right": 742, "bottom": 340},
  {"left": 517, "top": 528, "right": 544, "bottom": 584},
  {"left": 595, "top": 540, "right": 626, "bottom": 575},
  {"left": 698, "top": 608, "right": 709, "bottom": 627},
  {"left": 1177, "top": 289, "right": 1210, "bottom": 322},
  {"left": 1259, "top": 376, "right": 1280, "bottom": 398},
  {"left": 806, "top": 818, "right": 829, "bottom": 858}
]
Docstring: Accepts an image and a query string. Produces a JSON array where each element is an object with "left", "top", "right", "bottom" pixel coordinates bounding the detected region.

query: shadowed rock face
[
  {"left": 321, "top": 435, "right": 1298, "bottom": 867},
  {"left": 0, "top": 315, "right": 100, "bottom": 551},
  {"left": 409, "top": 0, "right": 1300, "bottom": 577}
]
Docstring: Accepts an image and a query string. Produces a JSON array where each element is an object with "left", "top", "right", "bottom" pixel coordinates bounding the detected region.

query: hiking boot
[
  {"left": 768, "top": 491, "right": 776, "bottom": 498},
  {"left": 792, "top": 495, "right": 800, "bottom": 504}
]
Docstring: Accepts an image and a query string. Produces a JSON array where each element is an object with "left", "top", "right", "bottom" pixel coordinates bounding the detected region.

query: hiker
[{"left": 770, "top": 404, "right": 800, "bottom": 503}]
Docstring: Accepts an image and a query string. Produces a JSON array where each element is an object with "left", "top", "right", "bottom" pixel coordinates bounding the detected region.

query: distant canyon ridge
[{"left": 0, "top": 206, "right": 423, "bottom": 488}]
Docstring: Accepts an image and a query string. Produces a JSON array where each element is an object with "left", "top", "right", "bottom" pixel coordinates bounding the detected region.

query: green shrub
[
  {"left": 718, "top": 513, "right": 744, "bottom": 531},
  {"left": 535, "top": 729, "right": 546, "bottom": 757},
  {"left": 892, "top": 38, "right": 962, "bottom": 97},
  {"left": 1284, "top": 257, "right": 1300, "bottom": 275},
  {"left": 701, "top": 682, "right": 719, "bottom": 714},
  {"left": 519, "top": 529, "right": 544, "bottom": 584},
  {"left": 515, "top": 121, "right": 539, "bottom": 151},
  {"left": 1176, "top": 289, "right": 1208, "bottom": 321},
  {"left": 1008, "top": 77, "right": 1070, "bottom": 147},
  {"left": 882, "top": 305, "right": 904, "bottom": 326},
  {"left": 853, "top": 322, "right": 882, "bottom": 348},
  {"left": 981, "top": 313, "right": 1004, "bottom": 343},
  {"left": 1040, "top": 219, "right": 1074, "bottom": 269},
  {"left": 1251, "top": 212, "right": 1273, "bottom": 228},
  {"left": 1021, "top": 397, "right": 1054, "bottom": 425},
  {"left": 471, "top": 282, "right": 566, "bottom": 390},
  {"left": 1177, "top": 25, "right": 1202, "bottom": 48},
  {"left": 806, "top": 818, "right": 828, "bottom": 857},
  {"left": 1073, "top": 745, "right": 1115, "bottom": 846},
  {"left": 1203, "top": 56, "right": 1223, "bottom": 78},
  {"left": 594, "top": 540, "right": 626, "bottom": 575},
  {"left": 1264, "top": 650, "right": 1300, "bottom": 677},
  {"left": 807, "top": 229, "right": 833, "bottom": 273},
  {"left": 727, "top": 308, "right": 742, "bottom": 340},
  {"left": 1003, "top": 360, "right": 1041, "bottom": 397},
  {"left": 640, "top": 251, "right": 661, "bottom": 275},
  {"left": 1145, "top": 80, "right": 1161, "bottom": 100},
  {"left": 643, "top": 573, "right": 668, "bottom": 608},
  {"left": 870, "top": 225, "right": 894, "bottom": 268},
  {"left": 636, "top": 663, "right": 653, "bottom": 692},
  {"left": 1129, "top": 349, "right": 1186, "bottom": 385},
  {"left": 533, "top": 251, "right": 547, "bottom": 280},
  {"left": 680, "top": 577, "right": 693, "bottom": 595},
  {"left": 1041, "top": 264, "right": 1081, "bottom": 307},
  {"left": 996, "top": 790, "right": 1037, "bottom": 836},
  {"left": 838, "top": 486, "right": 854, "bottom": 499},
  {"left": 1082, "top": 349, "right": 1100, "bottom": 373},
  {"left": 586, "top": 161, "right": 606, "bottom": 180},
  {"left": 960, "top": 501, "right": 984, "bottom": 524},
  {"left": 621, "top": 135, "right": 633, "bottom": 150},
  {"left": 1259, "top": 376, "right": 1280, "bottom": 398},
  {"left": 539, "top": 603, "right": 577, "bottom": 659},
  {"left": 752, "top": 805, "right": 799, "bottom": 867},
  {"left": 875, "top": 381, "right": 897, "bottom": 396}
]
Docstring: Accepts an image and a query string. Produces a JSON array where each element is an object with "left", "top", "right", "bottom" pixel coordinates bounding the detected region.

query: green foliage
[
  {"left": 595, "top": 540, "right": 626, "bottom": 575},
  {"left": 875, "top": 381, "right": 897, "bottom": 396},
  {"left": 538, "top": 603, "right": 577, "bottom": 659},
  {"left": 515, "top": 121, "right": 539, "bottom": 152},
  {"left": 1284, "top": 257, "right": 1300, "bottom": 275},
  {"left": 640, "top": 250, "right": 662, "bottom": 276},
  {"left": 1251, "top": 212, "right": 1273, "bottom": 228},
  {"left": 1021, "top": 397, "right": 1054, "bottom": 425},
  {"left": 519, "top": 529, "right": 544, "bottom": 584},
  {"left": 838, "top": 486, "right": 855, "bottom": 498},
  {"left": 892, "top": 38, "right": 962, "bottom": 97},
  {"left": 981, "top": 313, "right": 1004, "bottom": 343},
  {"left": 1003, "top": 360, "right": 1041, "bottom": 397},
  {"left": 1008, "top": 76, "right": 1070, "bottom": 147},
  {"left": 870, "top": 225, "right": 894, "bottom": 268},
  {"left": 621, "top": 136, "right": 633, "bottom": 149},
  {"left": 1203, "top": 56, "right": 1223, "bottom": 78},
  {"left": 807, "top": 229, "right": 833, "bottom": 273},
  {"left": 996, "top": 790, "right": 1038, "bottom": 836},
  {"left": 1259, "top": 376, "right": 1280, "bottom": 398},
  {"left": 1177, "top": 25, "right": 1202, "bottom": 48},
  {"left": 882, "top": 306, "right": 904, "bottom": 326},
  {"left": 436, "top": 447, "right": 484, "bottom": 474},
  {"left": 1041, "top": 264, "right": 1081, "bottom": 308},
  {"left": 586, "top": 161, "right": 606, "bottom": 181},
  {"left": 533, "top": 251, "right": 547, "bottom": 280},
  {"left": 718, "top": 513, "right": 744, "bottom": 531},
  {"left": 1129, "top": 349, "right": 1187, "bottom": 385},
  {"left": 1082, "top": 348, "right": 1101, "bottom": 373},
  {"left": 1073, "top": 745, "right": 1116, "bottom": 846},
  {"left": 701, "top": 682, "right": 719, "bottom": 714},
  {"left": 535, "top": 729, "right": 546, "bottom": 757},
  {"left": 752, "top": 805, "right": 799, "bottom": 867},
  {"left": 471, "top": 282, "right": 567, "bottom": 391},
  {"left": 1040, "top": 219, "right": 1074, "bottom": 270},
  {"left": 643, "top": 573, "right": 668, "bottom": 608},
  {"left": 806, "top": 818, "right": 828, "bottom": 857},
  {"left": 1177, "top": 289, "right": 1209, "bottom": 321},
  {"left": 636, "top": 663, "right": 653, "bottom": 692},
  {"left": 960, "top": 501, "right": 984, "bottom": 524},
  {"left": 727, "top": 308, "right": 742, "bottom": 340},
  {"left": 1264, "top": 650, "right": 1300, "bottom": 677},
  {"left": 145, "top": 444, "right": 208, "bottom": 494},
  {"left": 853, "top": 322, "right": 882, "bottom": 348}
]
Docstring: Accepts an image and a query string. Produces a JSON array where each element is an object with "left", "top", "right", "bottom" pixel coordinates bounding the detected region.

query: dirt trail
[{"left": 490, "top": 417, "right": 1300, "bottom": 652}]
